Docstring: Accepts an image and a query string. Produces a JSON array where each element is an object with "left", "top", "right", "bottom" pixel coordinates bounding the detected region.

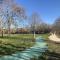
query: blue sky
[{"left": 15, "top": 0, "right": 60, "bottom": 24}]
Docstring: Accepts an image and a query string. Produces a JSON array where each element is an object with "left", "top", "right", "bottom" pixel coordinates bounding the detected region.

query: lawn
[
  {"left": 0, "top": 34, "right": 49, "bottom": 55},
  {"left": 0, "top": 34, "right": 48, "bottom": 55},
  {"left": 39, "top": 33, "right": 60, "bottom": 54},
  {"left": 0, "top": 34, "right": 35, "bottom": 55},
  {"left": 0, "top": 34, "right": 60, "bottom": 60},
  {"left": 40, "top": 34, "right": 60, "bottom": 60}
]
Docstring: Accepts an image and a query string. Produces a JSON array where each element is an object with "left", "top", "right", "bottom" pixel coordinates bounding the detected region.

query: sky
[{"left": 15, "top": 0, "right": 60, "bottom": 24}]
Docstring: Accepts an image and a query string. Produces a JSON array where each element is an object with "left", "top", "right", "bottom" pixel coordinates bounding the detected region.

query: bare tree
[
  {"left": 0, "top": 15, "right": 3, "bottom": 37},
  {"left": 0, "top": 0, "right": 26, "bottom": 37},
  {"left": 37, "top": 23, "right": 51, "bottom": 33},
  {"left": 29, "top": 13, "right": 42, "bottom": 39},
  {"left": 52, "top": 17, "right": 60, "bottom": 34},
  {"left": 0, "top": 0, "right": 5, "bottom": 37},
  {"left": 12, "top": 4, "right": 26, "bottom": 19}
]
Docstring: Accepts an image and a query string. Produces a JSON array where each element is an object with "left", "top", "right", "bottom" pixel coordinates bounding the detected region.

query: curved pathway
[{"left": 48, "top": 33, "right": 60, "bottom": 43}]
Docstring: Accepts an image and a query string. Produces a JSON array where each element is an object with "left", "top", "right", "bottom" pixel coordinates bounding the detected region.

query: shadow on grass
[
  {"left": 0, "top": 36, "right": 35, "bottom": 42},
  {"left": 0, "top": 36, "right": 35, "bottom": 56},
  {"left": 0, "top": 36, "right": 20, "bottom": 39},
  {"left": 33, "top": 50, "right": 60, "bottom": 60},
  {"left": 44, "top": 50, "right": 60, "bottom": 60}
]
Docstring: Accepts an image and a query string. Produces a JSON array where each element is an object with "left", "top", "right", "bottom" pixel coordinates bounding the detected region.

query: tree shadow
[{"left": 45, "top": 50, "right": 60, "bottom": 60}]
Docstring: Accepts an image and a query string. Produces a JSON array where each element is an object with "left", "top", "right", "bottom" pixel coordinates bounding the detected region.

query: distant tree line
[
  {"left": 0, "top": 23, "right": 51, "bottom": 34},
  {"left": 52, "top": 17, "right": 60, "bottom": 34}
]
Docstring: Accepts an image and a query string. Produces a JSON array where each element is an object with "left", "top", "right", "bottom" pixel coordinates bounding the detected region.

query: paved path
[
  {"left": 48, "top": 33, "right": 60, "bottom": 43},
  {"left": 0, "top": 36, "right": 47, "bottom": 60}
]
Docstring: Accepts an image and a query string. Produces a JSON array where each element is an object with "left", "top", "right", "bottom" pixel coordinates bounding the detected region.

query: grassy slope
[
  {"left": 0, "top": 34, "right": 34, "bottom": 55},
  {"left": 40, "top": 34, "right": 60, "bottom": 60},
  {"left": 0, "top": 34, "right": 60, "bottom": 58},
  {"left": 0, "top": 34, "right": 49, "bottom": 55},
  {"left": 38, "top": 34, "right": 60, "bottom": 53}
]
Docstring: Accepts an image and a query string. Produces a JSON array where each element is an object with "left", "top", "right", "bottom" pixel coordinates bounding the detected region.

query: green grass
[
  {"left": 0, "top": 34, "right": 49, "bottom": 55},
  {"left": 37, "top": 33, "right": 60, "bottom": 53},
  {"left": 0, "top": 34, "right": 35, "bottom": 55},
  {"left": 36, "top": 33, "right": 49, "bottom": 39},
  {"left": 0, "top": 33, "right": 60, "bottom": 60},
  {"left": 40, "top": 34, "right": 60, "bottom": 60}
]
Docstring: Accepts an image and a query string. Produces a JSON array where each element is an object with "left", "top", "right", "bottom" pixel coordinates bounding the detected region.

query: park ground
[{"left": 0, "top": 34, "right": 60, "bottom": 60}]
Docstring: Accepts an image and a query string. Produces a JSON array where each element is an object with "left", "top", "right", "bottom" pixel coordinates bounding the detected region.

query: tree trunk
[
  {"left": 33, "top": 31, "right": 35, "bottom": 39},
  {"left": 8, "top": 25, "right": 10, "bottom": 37},
  {"left": 1, "top": 29, "right": 3, "bottom": 38}
]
